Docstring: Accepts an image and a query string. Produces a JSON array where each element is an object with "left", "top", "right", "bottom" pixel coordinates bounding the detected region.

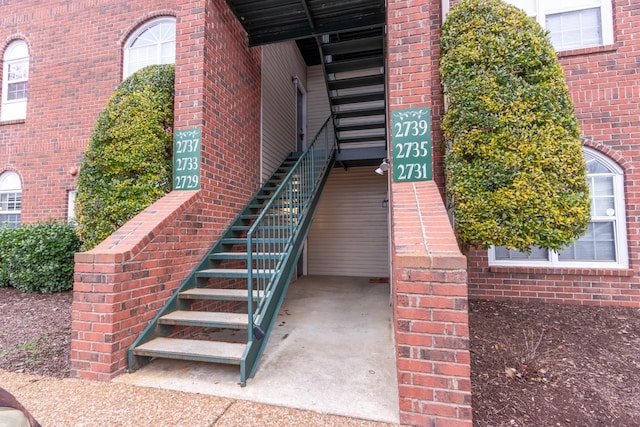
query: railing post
[{"left": 247, "top": 234, "right": 254, "bottom": 341}]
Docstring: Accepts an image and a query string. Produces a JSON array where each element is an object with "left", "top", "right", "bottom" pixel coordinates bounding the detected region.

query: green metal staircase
[{"left": 128, "top": 119, "right": 336, "bottom": 386}]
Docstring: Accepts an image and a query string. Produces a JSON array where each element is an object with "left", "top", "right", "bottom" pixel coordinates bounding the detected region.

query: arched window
[
  {"left": 0, "top": 171, "right": 22, "bottom": 228},
  {"left": 490, "top": 148, "right": 628, "bottom": 268},
  {"left": 1, "top": 40, "right": 29, "bottom": 121},
  {"left": 123, "top": 17, "right": 176, "bottom": 79}
]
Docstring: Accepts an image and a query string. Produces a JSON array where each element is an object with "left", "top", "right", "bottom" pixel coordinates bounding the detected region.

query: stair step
[
  {"left": 328, "top": 74, "right": 384, "bottom": 91},
  {"left": 330, "top": 91, "right": 385, "bottom": 106},
  {"left": 196, "top": 268, "right": 276, "bottom": 278},
  {"left": 209, "top": 252, "right": 284, "bottom": 260},
  {"left": 159, "top": 310, "right": 249, "bottom": 328},
  {"left": 338, "top": 135, "right": 386, "bottom": 144},
  {"left": 134, "top": 337, "right": 244, "bottom": 365},
  {"left": 336, "top": 121, "right": 386, "bottom": 132},
  {"left": 231, "top": 224, "right": 292, "bottom": 231},
  {"left": 180, "top": 288, "right": 259, "bottom": 301},
  {"left": 220, "top": 238, "right": 289, "bottom": 245},
  {"left": 334, "top": 107, "right": 385, "bottom": 119},
  {"left": 322, "top": 35, "right": 384, "bottom": 56},
  {"left": 325, "top": 55, "right": 384, "bottom": 74}
]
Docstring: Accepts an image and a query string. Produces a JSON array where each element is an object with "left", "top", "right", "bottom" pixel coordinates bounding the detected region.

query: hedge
[
  {"left": 439, "top": 0, "right": 590, "bottom": 251},
  {"left": 75, "top": 64, "right": 175, "bottom": 251},
  {"left": 0, "top": 222, "right": 80, "bottom": 293}
]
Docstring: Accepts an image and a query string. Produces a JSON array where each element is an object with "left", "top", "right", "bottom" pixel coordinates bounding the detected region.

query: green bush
[
  {"left": 75, "top": 64, "right": 175, "bottom": 251},
  {"left": 0, "top": 222, "right": 81, "bottom": 293},
  {"left": 439, "top": 0, "right": 590, "bottom": 251}
]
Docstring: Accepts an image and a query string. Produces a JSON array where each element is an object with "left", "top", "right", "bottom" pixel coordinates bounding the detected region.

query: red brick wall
[
  {"left": 467, "top": 0, "right": 640, "bottom": 307},
  {"left": 388, "top": 1, "right": 472, "bottom": 425},
  {"left": 71, "top": 0, "right": 262, "bottom": 380},
  {"left": 0, "top": 0, "right": 175, "bottom": 222}
]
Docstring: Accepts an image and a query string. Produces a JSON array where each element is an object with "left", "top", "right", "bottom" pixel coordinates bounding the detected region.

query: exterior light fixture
[{"left": 375, "top": 159, "right": 389, "bottom": 175}]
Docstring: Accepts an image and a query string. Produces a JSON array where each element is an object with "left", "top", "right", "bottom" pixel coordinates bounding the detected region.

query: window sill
[
  {"left": 557, "top": 43, "right": 618, "bottom": 58},
  {"left": 489, "top": 265, "right": 634, "bottom": 277},
  {"left": 0, "top": 119, "right": 26, "bottom": 126}
]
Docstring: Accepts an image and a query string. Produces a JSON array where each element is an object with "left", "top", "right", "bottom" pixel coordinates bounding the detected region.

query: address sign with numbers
[{"left": 391, "top": 107, "right": 432, "bottom": 182}]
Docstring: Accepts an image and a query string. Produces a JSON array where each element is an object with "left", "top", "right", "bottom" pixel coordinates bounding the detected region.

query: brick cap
[
  {"left": 76, "top": 190, "right": 199, "bottom": 263},
  {"left": 392, "top": 181, "right": 466, "bottom": 270}
]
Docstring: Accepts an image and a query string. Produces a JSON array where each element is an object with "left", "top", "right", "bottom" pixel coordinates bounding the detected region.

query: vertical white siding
[
  {"left": 308, "top": 167, "right": 390, "bottom": 277},
  {"left": 306, "top": 65, "right": 331, "bottom": 140},
  {"left": 261, "top": 42, "right": 307, "bottom": 182}
]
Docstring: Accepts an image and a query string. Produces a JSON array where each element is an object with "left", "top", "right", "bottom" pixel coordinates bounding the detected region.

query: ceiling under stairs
[{"left": 224, "top": 0, "right": 387, "bottom": 168}]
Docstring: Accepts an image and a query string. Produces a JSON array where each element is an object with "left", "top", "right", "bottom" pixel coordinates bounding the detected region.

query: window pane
[
  {"left": 559, "top": 222, "right": 616, "bottom": 262},
  {"left": 7, "top": 82, "right": 27, "bottom": 101},
  {"left": 495, "top": 245, "right": 549, "bottom": 260},
  {"left": 0, "top": 192, "right": 22, "bottom": 211},
  {"left": 546, "top": 8, "right": 602, "bottom": 51},
  {"left": 8, "top": 60, "right": 28, "bottom": 81},
  {"left": 0, "top": 213, "right": 20, "bottom": 228}
]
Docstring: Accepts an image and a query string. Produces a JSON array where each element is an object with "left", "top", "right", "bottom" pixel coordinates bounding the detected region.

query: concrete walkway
[
  {"left": 1, "top": 370, "right": 403, "bottom": 426},
  {"left": 116, "top": 276, "right": 400, "bottom": 424}
]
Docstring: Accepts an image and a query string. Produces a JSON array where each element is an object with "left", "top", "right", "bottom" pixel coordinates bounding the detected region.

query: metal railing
[{"left": 246, "top": 118, "right": 336, "bottom": 340}]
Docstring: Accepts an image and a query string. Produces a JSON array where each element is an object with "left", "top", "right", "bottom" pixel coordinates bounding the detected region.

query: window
[
  {"left": 0, "top": 172, "right": 22, "bottom": 228},
  {"left": 123, "top": 17, "right": 176, "bottom": 79},
  {"left": 67, "top": 190, "right": 76, "bottom": 224},
  {"left": 505, "top": 0, "right": 614, "bottom": 51},
  {"left": 1, "top": 40, "right": 29, "bottom": 121},
  {"left": 490, "top": 148, "right": 628, "bottom": 268}
]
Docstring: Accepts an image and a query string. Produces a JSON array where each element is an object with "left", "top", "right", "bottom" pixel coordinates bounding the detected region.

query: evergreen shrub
[
  {"left": 75, "top": 64, "right": 175, "bottom": 251},
  {"left": 439, "top": 0, "right": 590, "bottom": 251},
  {"left": 0, "top": 222, "right": 80, "bottom": 293}
]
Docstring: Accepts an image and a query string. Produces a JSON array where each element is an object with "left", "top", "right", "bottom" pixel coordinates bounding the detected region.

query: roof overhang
[{"left": 225, "top": 0, "right": 385, "bottom": 47}]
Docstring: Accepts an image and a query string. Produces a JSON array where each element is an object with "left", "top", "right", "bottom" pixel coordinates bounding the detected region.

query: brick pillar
[
  {"left": 391, "top": 182, "right": 472, "bottom": 426},
  {"left": 387, "top": 1, "right": 472, "bottom": 425}
]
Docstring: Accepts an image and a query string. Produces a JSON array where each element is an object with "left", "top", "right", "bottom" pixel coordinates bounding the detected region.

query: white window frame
[
  {"left": 1, "top": 40, "right": 29, "bottom": 121},
  {"left": 67, "top": 190, "right": 76, "bottom": 224},
  {"left": 505, "top": 0, "right": 614, "bottom": 51},
  {"left": 489, "top": 148, "right": 628, "bottom": 269},
  {"left": 123, "top": 17, "right": 176, "bottom": 79},
  {"left": 0, "top": 171, "right": 22, "bottom": 228}
]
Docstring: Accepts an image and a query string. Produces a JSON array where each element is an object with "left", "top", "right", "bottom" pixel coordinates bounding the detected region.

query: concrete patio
[{"left": 115, "top": 275, "right": 399, "bottom": 424}]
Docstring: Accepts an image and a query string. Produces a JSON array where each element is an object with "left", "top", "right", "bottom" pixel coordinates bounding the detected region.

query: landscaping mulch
[{"left": 1, "top": 287, "right": 639, "bottom": 426}]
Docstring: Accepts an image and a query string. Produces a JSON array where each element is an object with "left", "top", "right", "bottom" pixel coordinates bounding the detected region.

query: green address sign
[
  {"left": 173, "top": 128, "right": 201, "bottom": 190},
  {"left": 391, "top": 107, "right": 432, "bottom": 182}
]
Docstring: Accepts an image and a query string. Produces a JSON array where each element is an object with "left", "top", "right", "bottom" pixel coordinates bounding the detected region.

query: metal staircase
[
  {"left": 224, "top": 0, "right": 387, "bottom": 167},
  {"left": 128, "top": 119, "right": 336, "bottom": 386},
  {"left": 319, "top": 27, "right": 386, "bottom": 157}
]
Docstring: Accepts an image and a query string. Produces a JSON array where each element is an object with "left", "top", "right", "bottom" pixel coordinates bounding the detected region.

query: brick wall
[
  {"left": 467, "top": 0, "right": 640, "bottom": 307},
  {"left": 388, "top": 1, "right": 472, "bottom": 425},
  {"left": 391, "top": 182, "right": 472, "bottom": 427},
  {"left": 71, "top": 0, "right": 262, "bottom": 380},
  {"left": 0, "top": 0, "right": 175, "bottom": 222}
]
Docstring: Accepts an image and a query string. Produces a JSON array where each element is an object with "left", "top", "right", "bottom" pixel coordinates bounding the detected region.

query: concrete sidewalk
[{"left": 1, "top": 370, "right": 402, "bottom": 427}]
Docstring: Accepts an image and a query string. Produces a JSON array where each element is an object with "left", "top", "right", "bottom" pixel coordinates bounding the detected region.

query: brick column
[
  {"left": 391, "top": 182, "right": 472, "bottom": 426},
  {"left": 387, "top": 1, "right": 472, "bottom": 425}
]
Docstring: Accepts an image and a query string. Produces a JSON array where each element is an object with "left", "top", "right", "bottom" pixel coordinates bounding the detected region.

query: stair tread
[
  {"left": 180, "top": 288, "right": 258, "bottom": 300},
  {"left": 135, "top": 337, "right": 245, "bottom": 362},
  {"left": 210, "top": 252, "right": 284, "bottom": 259},
  {"left": 160, "top": 310, "right": 248, "bottom": 326},
  {"left": 196, "top": 268, "right": 275, "bottom": 279}
]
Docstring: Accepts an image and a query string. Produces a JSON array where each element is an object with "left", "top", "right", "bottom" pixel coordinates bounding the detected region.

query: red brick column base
[{"left": 392, "top": 181, "right": 472, "bottom": 426}]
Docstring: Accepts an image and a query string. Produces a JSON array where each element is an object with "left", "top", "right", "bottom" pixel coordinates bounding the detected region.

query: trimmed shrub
[
  {"left": 75, "top": 64, "right": 175, "bottom": 251},
  {"left": 439, "top": 0, "right": 590, "bottom": 251},
  {"left": 0, "top": 222, "right": 81, "bottom": 293}
]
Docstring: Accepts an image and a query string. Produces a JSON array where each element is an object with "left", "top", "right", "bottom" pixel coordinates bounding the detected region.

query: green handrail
[{"left": 246, "top": 118, "right": 336, "bottom": 340}]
